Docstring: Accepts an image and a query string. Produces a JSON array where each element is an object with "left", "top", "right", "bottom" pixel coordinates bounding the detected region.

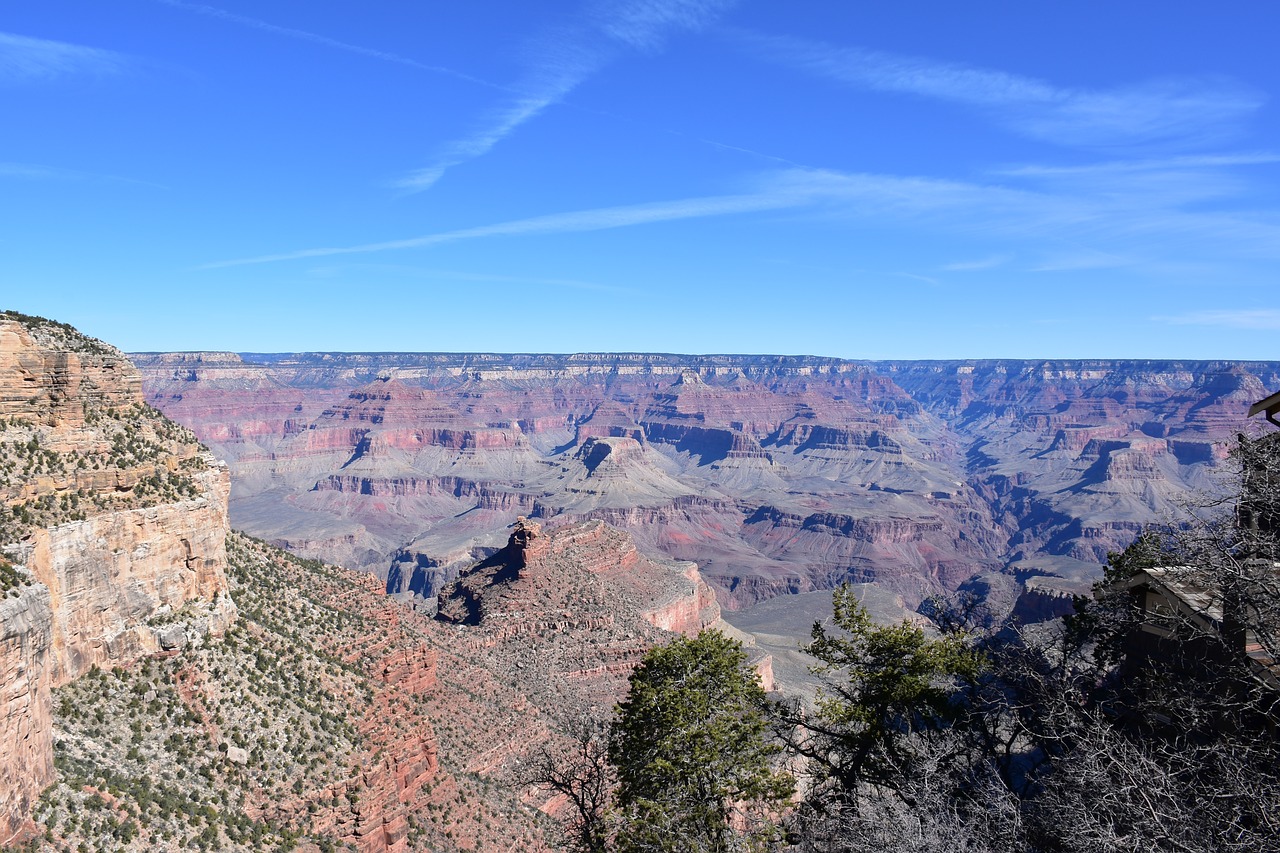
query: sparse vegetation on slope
[
  {"left": 0, "top": 311, "right": 113, "bottom": 357},
  {"left": 20, "top": 531, "right": 566, "bottom": 852},
  {"left": 0, "top": 552, "right": 27, "bottom": 595},
  {"left": 0, "top": 400, "right": 210, "bottom": 546},
  {"left": 28, "top": 534, "right": 375, "bottom": 852}
]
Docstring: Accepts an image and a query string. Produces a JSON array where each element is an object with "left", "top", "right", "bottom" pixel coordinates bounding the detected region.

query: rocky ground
[{"left": 24, "top": 532, "right": 556, "bottom": 853}]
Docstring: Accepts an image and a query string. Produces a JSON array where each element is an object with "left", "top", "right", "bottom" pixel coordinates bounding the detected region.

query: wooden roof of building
[{"left": 1249, "top": 389, "right": 1280, "bottom": 426}]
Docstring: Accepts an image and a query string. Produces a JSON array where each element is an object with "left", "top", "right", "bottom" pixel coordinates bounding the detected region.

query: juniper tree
[
  {"left": 780, "top": 585, "right": 982, "bottom": 800},
  {"left": 609, "top": 630, "right": 792, "bottom": 853}
]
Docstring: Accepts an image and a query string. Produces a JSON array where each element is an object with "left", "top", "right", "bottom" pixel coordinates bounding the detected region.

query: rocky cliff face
[
  {"left": 0, "top": 582, "right": 53, "bottom": 847},
  {"left": 11, "top": 462, "right": 234, "bottom": 685},
  {"left": 0, "top": 312, "right": 235, "bottom": 843},
  {"left": 37, "top": 534, "right": 468, "bottom": 852},
  {"left": 435, "top": 517, "right": 766, "bottom": 715},
  {"left": 437, "top": 517, "right": 721, "bottom": 638},
  {"left": 133, "top": 351, "right": 1280, "bottom": 623}
]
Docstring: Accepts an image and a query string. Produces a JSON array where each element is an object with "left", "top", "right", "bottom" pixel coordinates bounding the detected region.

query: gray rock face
[{"left": 155, "top": 624, "right": 188, "bottom": 651}]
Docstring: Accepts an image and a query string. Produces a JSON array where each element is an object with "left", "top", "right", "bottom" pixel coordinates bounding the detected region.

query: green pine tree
[{"left": 609, "top": 629, "right": 792, "bottom": 852}]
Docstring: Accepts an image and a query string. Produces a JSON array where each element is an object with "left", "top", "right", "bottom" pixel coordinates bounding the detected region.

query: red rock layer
[{"left": 132, "top": 352, "right": 1280, "bottom": 617}]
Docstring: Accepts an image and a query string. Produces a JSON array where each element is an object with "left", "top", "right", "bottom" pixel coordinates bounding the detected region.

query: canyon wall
[
  {"left": 133, "top": 351, "right": 1280, "bottom": 620},
  {"left": 0, "top": 314, "right": 235, "bottom": 843},
  {"left": 6, "top": 318, "right": 791, "bottom": 849},
  {"left": 0, "top": 583, "right": 54, "bottom": 847}
]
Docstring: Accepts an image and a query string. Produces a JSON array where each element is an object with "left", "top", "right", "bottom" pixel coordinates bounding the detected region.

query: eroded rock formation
[
  {"left": 435, "top": 517, "right": 764, "bottom": 720},
  {"left": 0, "top": 313, "right": 235, "bottom": 843},
  {"left": 133, "top": 352, "right": 1280, "bottom": 621}
]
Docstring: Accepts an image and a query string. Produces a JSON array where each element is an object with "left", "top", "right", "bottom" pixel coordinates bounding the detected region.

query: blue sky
[{"left": 1, "top": 2, "right": 1278, "bottom": 357}]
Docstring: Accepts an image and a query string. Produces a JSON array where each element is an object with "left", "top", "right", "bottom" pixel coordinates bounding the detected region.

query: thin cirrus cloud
[
  {"left": 0, "top": 31, "right": 127, "bottom": 82},
  {"left": 991, "top": 152, "right": 1280, "bottom": 208},
  {"left": 993, "top": 152, "right": 1280, "bottom": 178},
  {"left": 893, "top": 272, "right": 940, "bottom": 286},
  {"left": 0, "top": 161, "right": 166, "bottom": 188},
  {"left": 1155, "top": 309, "right": 1280, "bottom": 330},
  {"left": 395, "top": 0, "right": 739, "bottom": 192},
  {"left": 201, "top": 177, "right": 807, "bottom": 269},
  {"left": 204, "top": 167, "right": 1055, "bottom": 270},
  {"left": 201, "top": 164, "right": 1280, "bottom": 272},
  {"left": 940, "top": 254, "right": 1011, "bottom": 272},
  {"left": 1026, "top": 249, "right": 1131, "bottom": 273},
  {"left": 305, "top": 263, "right": 633, "bottom": 294},
  {"left": 0, "top": 162, "right": 86, "bottom": 180},
  {"left": 149, "top": 0, "right": 506, "bottom": 92},
  {"left": 149, "top": 0, "right": 743, "bottom": 190},
  {"left": 738, "top": 32, "right": 1265, "bottom": 150}
]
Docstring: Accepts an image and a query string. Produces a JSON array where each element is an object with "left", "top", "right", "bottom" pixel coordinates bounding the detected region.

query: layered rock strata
[
  {"left": 0, "top": 313, "right": 235, "bottom": 843},
  {"left": 133, "top": 351, "right": 1280, "bottom": 621}
]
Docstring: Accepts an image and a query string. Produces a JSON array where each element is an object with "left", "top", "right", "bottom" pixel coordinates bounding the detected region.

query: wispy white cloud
[
  {"left": 0, "top": 161, "right": 165, "bottom": 188},
  {"left": 396, "top": 0, "right": 739, "bottom": 191},
  {"left": 396, "top": 71, "right": 585, "bottom": 190},
  {"left": 992, "top": 152, "right": 1280, "bottom": 211},
  {"left": 305, "top": 263, "right": 631, "bottom": 293},
  {"left": 739, "top": 32, "right": 1264, "bottom": 150},
  {"left": 1027, "top": 249, "right": 1131, "bottom": 272},
  {"left": 940, "top": 254, "right": 1010, "bottom": 272},
  {"left": 994, "top": 152, "right": 1280, "bottom": 179},
  {"left": 893, "top": 271, "right": 940, "bottom": 286},
  {"left": 0, "top": 162, "right": 76, "bottom": 180},
  {"left": 1155, "top": 309, "right": 1280, "bottom": 330},
  {"left": 201, "top": 161, "right": 1280, "bottom": 272},
  {"left": 150, "top": 0, "right": 503, "bottom": 91},
  {"left": 202, "top": 180, "right": 800, "bottom": 268},
  {"left": 0, "top": 31, "right": 127, "bottom": 82},
  {"left": 590, "top": 0, "right": 733, "bottom": 51}
]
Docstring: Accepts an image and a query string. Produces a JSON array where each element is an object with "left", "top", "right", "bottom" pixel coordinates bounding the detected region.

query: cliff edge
[{"left": 0, "top": 312, "right": 236, "bottom": 844}]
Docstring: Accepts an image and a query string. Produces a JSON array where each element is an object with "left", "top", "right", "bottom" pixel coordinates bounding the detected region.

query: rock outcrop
[
  {"left": 435, "top": 517, "right": 762, "bottom": 720},
  {"left": 438, "top": 517, "right": 721, "bottom": 638},
  {"left": 9, "top": 462, "right": 234, "bottom": 685},
  {"left": 0, "top": 312, "right": 236, "bottom": 843}
]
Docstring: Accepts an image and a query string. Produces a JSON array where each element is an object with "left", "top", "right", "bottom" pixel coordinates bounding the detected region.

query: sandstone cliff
[
  {"left": 36, "top": 534, "right": 462, "bottom": 852},
  {"left": 0, "top": 312, "right": 236, "bottom": 844},
  {"left": 0, "top": 582, "right": 53, "bottom": 847}
]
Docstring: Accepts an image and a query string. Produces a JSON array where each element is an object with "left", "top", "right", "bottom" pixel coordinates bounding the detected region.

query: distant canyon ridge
[{"left": 132, "top": 352, "right": 1280, "bottom": 619}]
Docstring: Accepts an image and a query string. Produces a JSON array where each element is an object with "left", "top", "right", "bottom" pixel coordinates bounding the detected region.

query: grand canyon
[
  {"left": 0, "top": 314, "right": 759, "bottom": 850},
  {"left": 132, "top": 351, "right": 1280, "bottom": 623},
  {"left": 6, "top": 5, "right": 1277, "bottom": 849},
  {"left": 5, "top": 311, "right": 1280, "bottom": 850}
]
